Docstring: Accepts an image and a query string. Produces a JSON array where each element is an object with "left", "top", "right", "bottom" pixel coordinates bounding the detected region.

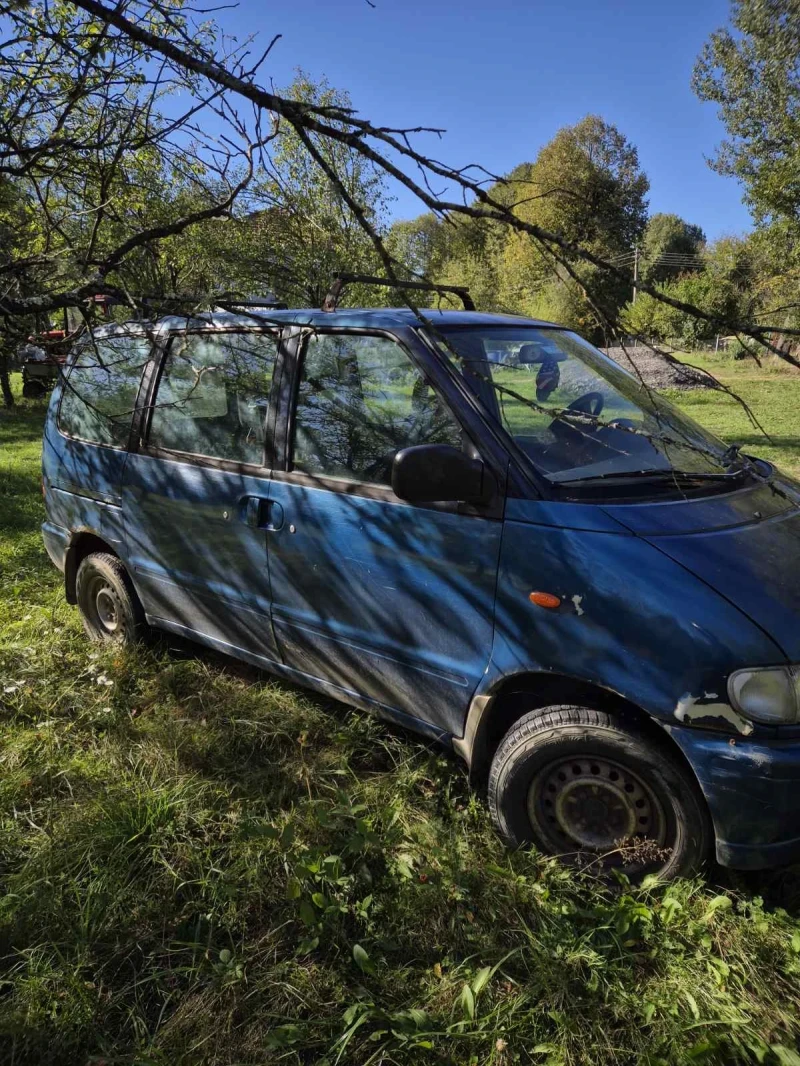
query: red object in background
[
  {"left": 26, "top": 329, "right": 69, "bottom": 363},
  {"left": 27, "top": 330, "right": 65, "bottom": 342}
]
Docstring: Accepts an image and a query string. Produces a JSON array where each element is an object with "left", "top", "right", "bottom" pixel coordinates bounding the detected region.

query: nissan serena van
[{"left": 41, "top": 305, "right": 800, "bottom": 879}]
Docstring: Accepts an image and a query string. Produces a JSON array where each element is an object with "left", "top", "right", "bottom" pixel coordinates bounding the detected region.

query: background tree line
[{"left": 2, "top": 0, "right": 799, "bottom": 406}]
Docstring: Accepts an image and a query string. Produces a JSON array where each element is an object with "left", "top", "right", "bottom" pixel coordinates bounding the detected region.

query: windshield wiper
[{"left": 555, "top": 467, "right": 749, "bottom": 488}]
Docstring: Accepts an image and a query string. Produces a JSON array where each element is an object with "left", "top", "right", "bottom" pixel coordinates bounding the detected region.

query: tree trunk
[{"left": 0, "top": 352, "right": 14, "bottom": 407}]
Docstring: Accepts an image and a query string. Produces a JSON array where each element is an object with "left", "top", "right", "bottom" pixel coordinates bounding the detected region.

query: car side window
[
  {"left": 58, "top": 333, "right": 152, "bottom": 447},
  {"left": 292, "top": 333, "right": 463, "bottom": 485},
  {"left": 148, "top": 331, "right": 278, "bottom": 465}
]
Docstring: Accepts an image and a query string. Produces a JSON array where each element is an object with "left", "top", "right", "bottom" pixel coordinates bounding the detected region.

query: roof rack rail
[
  {"left": 139, "top": 294, "right": 288, "bottom": 312},
  {"left": 322, "top": 274, "right": 475, "bottom": 312},
  {"left": 214, "top": 298, "right": 288, "bottom": 310}
]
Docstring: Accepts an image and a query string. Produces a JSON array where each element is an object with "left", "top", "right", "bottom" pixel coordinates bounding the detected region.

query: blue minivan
[{"left": 41, "top": 305, "right": 800, "bottom": 879}]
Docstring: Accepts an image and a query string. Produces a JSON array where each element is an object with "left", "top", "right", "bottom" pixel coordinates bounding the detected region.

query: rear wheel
[
  {"left": 488, "top": 705, "right": 711, "bottom": 880},
  {"left": 22, "top": 378, "right": 46, "bottom": 398},
  {"left": 75, "top": 552, "right": 146, "bottom": 644}
]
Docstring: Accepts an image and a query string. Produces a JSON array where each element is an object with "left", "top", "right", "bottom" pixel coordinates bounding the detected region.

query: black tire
[
  {"left": 488, "top": 705, "right": 712, "bottom": 880},
  {"left": 22, "top": 379, "right": 45, "bottom": 398},
  {"left": 75, "top": 552, "right": 146, "bottom": 644}
]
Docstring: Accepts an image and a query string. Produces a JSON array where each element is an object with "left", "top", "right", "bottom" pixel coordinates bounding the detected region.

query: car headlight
[{"left": 728, "top": 666, "right": 800, "bottom": 725}]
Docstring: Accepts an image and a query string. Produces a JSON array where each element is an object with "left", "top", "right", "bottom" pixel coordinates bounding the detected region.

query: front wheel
[
  {"left": 75, "top": 552, "right": 146, "bottom": 644},
  {"left": 488, "top": 705, "right": 711, "bottom": 880}
]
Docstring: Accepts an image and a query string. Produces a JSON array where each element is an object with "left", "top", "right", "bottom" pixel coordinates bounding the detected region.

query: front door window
[{"left": 292, "top": 333, "right": 463, "bottom": 485}]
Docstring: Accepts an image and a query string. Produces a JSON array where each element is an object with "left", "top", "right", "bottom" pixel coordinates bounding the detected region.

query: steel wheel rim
[
  {"left": 527, "top": 755, "right": 667, "bottom": 860},
  {"left": 84, "top": 576, "right": 120, "bottom": 635}
]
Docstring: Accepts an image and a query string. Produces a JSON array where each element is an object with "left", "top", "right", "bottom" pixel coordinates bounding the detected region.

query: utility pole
[{"left": 632, "top": 245, "right": 639, "bottom": 303}]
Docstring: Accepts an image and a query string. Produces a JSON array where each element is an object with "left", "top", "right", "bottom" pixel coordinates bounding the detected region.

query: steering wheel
[{"left": 549, "top": 391, "right": 604, "bottom": 440}]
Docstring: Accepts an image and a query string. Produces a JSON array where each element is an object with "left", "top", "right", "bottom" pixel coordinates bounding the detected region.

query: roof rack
[
  {"left": 139, "top": 294, "right": 288, "bottom": 313},
  {"left": 322, "top": 274, "right": 475, "bottom": 312},
  {"left": 214, "top": 297, "right": 288, "bottom": 311}
]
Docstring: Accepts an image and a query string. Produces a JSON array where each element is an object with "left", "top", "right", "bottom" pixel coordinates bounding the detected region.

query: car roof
[{"left": 89, "top": 308, "right": 564, "bottom": 337}]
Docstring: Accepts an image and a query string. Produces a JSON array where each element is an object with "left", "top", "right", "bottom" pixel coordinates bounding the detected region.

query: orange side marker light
[{"left": 529, "top": 591, "right": 561, "bottom": 609}]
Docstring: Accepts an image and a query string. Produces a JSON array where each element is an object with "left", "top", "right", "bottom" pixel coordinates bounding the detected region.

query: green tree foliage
[
  {"left": 153, "top": 74, "right": 391, "bottom": 308},
  {"left": 743, "top": 221, "right": 800, "bottom": 337},
  {"left": 0, "top": 0, "right": 793, "bottom": 384},
  {"left": 0, "top": 5, "right": 391, "bottom": 390},
  {"left": 394, "top": 116, "right": 650, "bottom": 336},
  {"left": 504, "top": 116, "right": 648, "bottom": 336},
  {"left": 0, "top": 0, "right": 258, "bottom": 326},
  {"left": 499, "top": 116, "right": 648, "bottom": 324},
  {"left": 437, "top": 215, "right": 505, "bottom": 312},
  {"left": 0, "top": 176, "right": 44, "bottom": 403},
  {"left": 385, "top": 213, "right": 450, "bottom": 289},
  {"left": 691, "top": 1, "right": 800, "bottom": 347},
  {"left": 513, "top": 116, "right": 649, "bottom": 253},
  {"left": 246, "top": 73, "right": 389, "bottom": 307},
  {"left": 640, "top": 213, "right": 706, "bottom": 283},
  {"left": 622, "top": 234, "right": 761, "bottom": 346},
  {"left": 693, "top": 0, "right": 800, "bottom": 226}
]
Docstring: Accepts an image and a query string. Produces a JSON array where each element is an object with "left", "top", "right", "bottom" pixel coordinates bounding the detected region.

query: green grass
[
  {"left": 2, "top": 371, "right": 800, "bottom": 1065},
  {"left": 665, "top": 351, "right": 800, "bottom": 477}
]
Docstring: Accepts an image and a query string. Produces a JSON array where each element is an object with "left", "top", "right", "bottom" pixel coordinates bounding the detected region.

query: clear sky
[{"left": 218, "top": 0, "right": 749, "bottom": 241}]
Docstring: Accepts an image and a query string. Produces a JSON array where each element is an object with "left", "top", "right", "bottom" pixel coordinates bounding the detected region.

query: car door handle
[{"left": 244, "top": 496, "right": 284, "bottom": 532}]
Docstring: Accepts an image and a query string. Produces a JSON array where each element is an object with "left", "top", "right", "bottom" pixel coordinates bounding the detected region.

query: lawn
[
  {"left": 1, "top": 367, "right": 800, "bottom": 1066},
  {"left": 666, "top": 350, "right": 800, "bottom": 477}
]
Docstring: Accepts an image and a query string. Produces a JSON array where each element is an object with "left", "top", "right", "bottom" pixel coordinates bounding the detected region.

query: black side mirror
[{"left": 391, "top": 444, "right": 491, "bottom": 504}]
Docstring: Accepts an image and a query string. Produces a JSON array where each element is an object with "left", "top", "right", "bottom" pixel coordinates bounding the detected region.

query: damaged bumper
[{"left": 668, "top": 725, "right": 800, "bottom": 870}]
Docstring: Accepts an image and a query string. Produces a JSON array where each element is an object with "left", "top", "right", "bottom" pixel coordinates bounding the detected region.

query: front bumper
[{"left": 669, "top": 725, "right": 800, "bottom": 870}]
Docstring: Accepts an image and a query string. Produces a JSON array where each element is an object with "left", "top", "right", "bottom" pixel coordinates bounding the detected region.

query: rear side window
[
  {"left": 292, "top": 333, "right": 463, "bottom": 485},
  {"left": 58, "top": 334, "right": 152, "bottom": 446},
  {"left": 148, "top": 331, "right": 277, "bottom": 465}
]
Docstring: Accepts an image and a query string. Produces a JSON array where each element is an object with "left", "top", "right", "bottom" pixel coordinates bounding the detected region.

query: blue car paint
[
  {"left": 41, "top": 308, "right": 800, "bottom": 870},
  {"left": 665, "top": 727, "right": 800, "bottom": 869},
  {"left": 41, "top": 413, "right": 129, "bottom": 565},
  {"left": 604, "top": 476, "right": 796, "bottom": 535},
  {"left": 474, "top": 496, "right": 798, "bottom": 867},
  {"left": 483, "top": 499, "right": 783, "bottom": 724},
  {"left": 264, "top": 478, "right": 502, "bottom": 737},
  {"left": 615, "top": 486, "right": 800, "bottom": 662},
  {"left": 122, "top": 450, "right": 282, "bottom": 661}
]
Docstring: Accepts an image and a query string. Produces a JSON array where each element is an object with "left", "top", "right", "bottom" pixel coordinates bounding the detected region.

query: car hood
[{"left": 604, "top": 476, "right": 800, "bottom": 661}]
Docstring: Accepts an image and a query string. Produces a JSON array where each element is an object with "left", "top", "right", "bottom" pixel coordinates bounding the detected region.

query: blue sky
[{"left": 218, "top": 0, "right": 749, "bottom": 241}]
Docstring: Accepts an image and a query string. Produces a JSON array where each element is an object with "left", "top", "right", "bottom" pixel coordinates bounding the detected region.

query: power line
[
  {"left": 610, "top": 251, "right": 704, "bottom": 264},
  {"left": 609, "top": 246, "right": 706, "bottom": 303}
]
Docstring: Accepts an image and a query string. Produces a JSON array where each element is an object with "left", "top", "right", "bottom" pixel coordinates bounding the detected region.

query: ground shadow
[
  {"left": 8, "top": 396, "right": 800, "bottom": 915},
  {"left": 148, "top": 630, "right": 800, "bottom": 918},
  {"left": 734, "top": 433, "right": 800, "bottom": 453},
  {"left": 718, "top": 862, "right": 800, "bottom": 916}
]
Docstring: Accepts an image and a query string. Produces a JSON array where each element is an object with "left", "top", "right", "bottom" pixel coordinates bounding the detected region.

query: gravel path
[{"left": 602, "top": 345, "right": 713, "bottom": 391}]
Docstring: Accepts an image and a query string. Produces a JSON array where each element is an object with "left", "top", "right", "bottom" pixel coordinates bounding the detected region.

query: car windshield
[{"left": 430, "top": 326, "right": 741, "bottom": 485}]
